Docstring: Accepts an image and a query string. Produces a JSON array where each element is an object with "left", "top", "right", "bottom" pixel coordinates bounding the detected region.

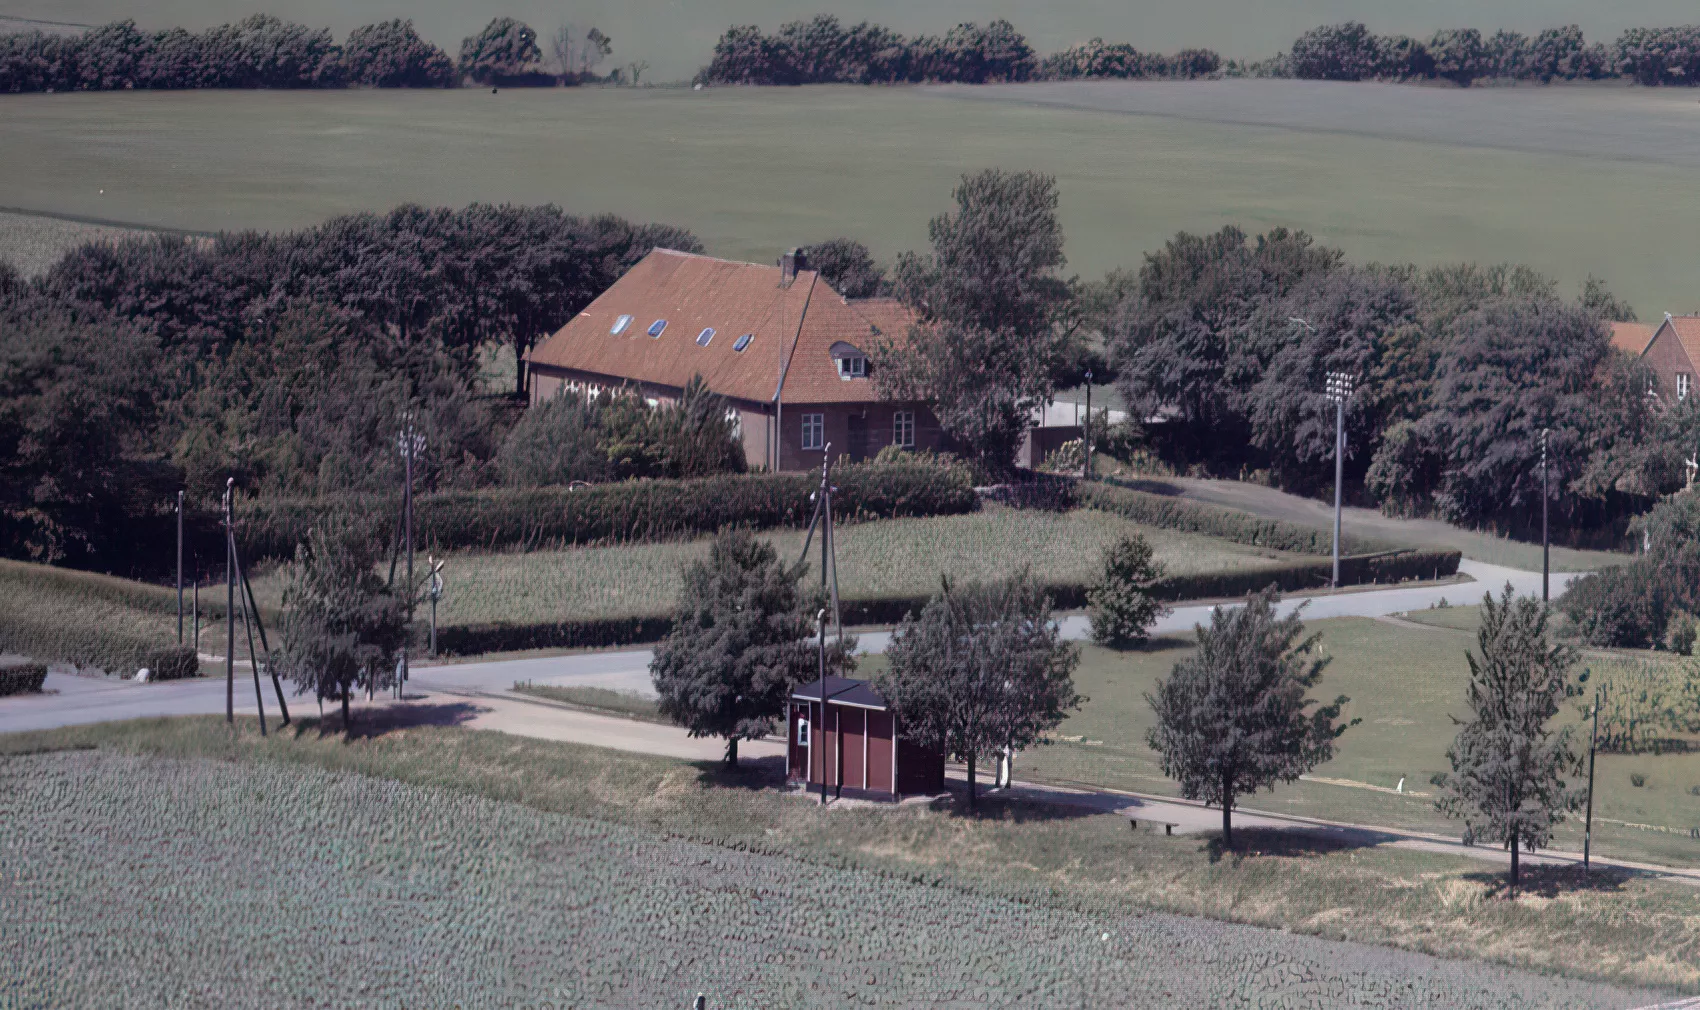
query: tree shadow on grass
[
  {"left": 1463, "top": 862, "right": 1629, "bottom": 899},
  {"left": 688, "top": 754, "right": 788, "bottom": 792},
  {"left": 289, "top": 701, "right": 484, "bottom": 741},
  {"left": 1203, "top": 825, "right": 1398, "bottom": 864},
  {"left": 926, "top": 783, "right": 1105, "bottom": 823}
]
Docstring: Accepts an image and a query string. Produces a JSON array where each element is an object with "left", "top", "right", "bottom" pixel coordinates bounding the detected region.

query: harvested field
[
  {"left": 0, "top": 209, "right": 165, "bottom": 277},
  {"left": 0, "top": 744, "right": 1674, "bottom": 1006},
  {"left": 3, "top": 82, "right": 1699, "bottom": 315}
]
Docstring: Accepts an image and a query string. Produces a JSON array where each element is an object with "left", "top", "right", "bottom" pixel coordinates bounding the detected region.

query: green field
[
  {"left": 9, "top": 0, "right": 1697, "bottom": 82},
  {"left": 5, "top": 82, "right": 1700, "bottom": 316},
  {"left": 0, "top": 721, "right": 1686, "bottom": 1001},
  {"left": 976, "top": 617, "right": 1700, "bottom": 867},
  {"left": 248, "top": 507, "right": 1300, "bottom": 625}
]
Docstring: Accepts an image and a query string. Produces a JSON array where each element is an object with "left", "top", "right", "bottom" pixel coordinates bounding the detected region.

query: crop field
[
  {"left": 0, "top": 742, "right": 1676, "bottom": 1005},
  {"left": 991, "top": 618, "right": 1700, "bottom": 868},
  {"left": 10, "top": 0, "right": 1698, "bottom": 82},
  {"left": 4, "top": 81, "right": 1700, "bottom": 317},
  {"left": 248, "top": 507, "right": 1298, "bottom": 625}
]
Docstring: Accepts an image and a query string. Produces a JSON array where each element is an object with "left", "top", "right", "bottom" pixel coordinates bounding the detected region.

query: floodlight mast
[{"left": 1323, "top": 371, "right": 1355, "bottom": 589}]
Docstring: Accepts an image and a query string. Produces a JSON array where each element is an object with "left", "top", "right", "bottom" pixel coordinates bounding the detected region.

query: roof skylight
[
  {"left": 647, "top": 319, "right": 667, "bottom": 338},
  {"left": 696, "top": 328, "right": 715, "bottom": 347},
  {"left": 611, "top": 314, "right": 633, "bottom": 335},
  {"left": 733, "top": 333, "right": 754, "bottom": 352}
]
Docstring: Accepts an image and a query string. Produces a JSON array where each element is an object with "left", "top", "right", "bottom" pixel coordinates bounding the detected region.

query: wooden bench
[{"left": 1129, "top": 817, "right": 1178, "bottom": 836}]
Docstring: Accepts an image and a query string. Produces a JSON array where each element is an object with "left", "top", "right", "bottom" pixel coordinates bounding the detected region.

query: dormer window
[{"left": 830, "top": 341, "right": 869, "bottom": 380}]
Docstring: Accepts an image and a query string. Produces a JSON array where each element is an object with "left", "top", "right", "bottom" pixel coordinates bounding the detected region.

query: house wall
[
  {"left": 1643, "top": 326, "right": 1698, "bottom": 405},
  {"left": 789, "top": 703, "right": 911, "bottom": 797},
  {"left": 1017, "top": 425, "right": 1085, "bottom": 469},
  {"left": 774, "top": 402, "right": 948, "bottom": 472}
]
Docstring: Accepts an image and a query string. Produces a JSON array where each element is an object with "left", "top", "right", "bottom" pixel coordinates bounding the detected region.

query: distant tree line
[
  {"left": 698, "top": 16, "right": 1222, "bottom": 85},
  {"left": 0, "top": 204, "right": 701, "bottom": 572},
  {"left": 0, "top": 15, "right": 625, "bottom": 94},
  {"left": 1270, "top": 21, "right": 1700, "bottom": 86}
]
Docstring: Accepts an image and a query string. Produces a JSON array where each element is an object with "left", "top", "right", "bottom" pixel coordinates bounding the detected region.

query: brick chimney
[{"left": 779, "top": 247, "right": 808, "bottom": 288}]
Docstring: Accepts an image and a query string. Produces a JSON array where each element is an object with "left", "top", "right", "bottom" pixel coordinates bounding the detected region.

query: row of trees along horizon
[
  {"left": 9, "top": 14, "right": 1700, "bottom": 92},
  {"left": 1, "top": 169, "right": 1687, "bottom": 580}
]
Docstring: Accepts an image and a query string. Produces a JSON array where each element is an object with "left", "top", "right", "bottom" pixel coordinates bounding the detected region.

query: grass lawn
[
  {"left": 510, "top": 682, "right": 664, "bottom": 721},
  {"left": 924, "top": 615, "right": 1700, "bottom": 869},
  {"left": 249, "top": 506, "right": 1300, "bottom": 626},
  {"left": 0, "top": 717, "right": 1688, "bottom": 1002},
  {"left": 4, "top": 82, "right": 1700, "bottom": 318}
]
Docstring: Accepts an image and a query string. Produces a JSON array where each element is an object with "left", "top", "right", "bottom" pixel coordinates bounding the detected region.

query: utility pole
[
  {"left": 1541, "top": 427, "right": 1550, "bottom": 604},
  {"left": 1584, "top": 679, "right": 1603, "bottom": 873},
  {"left": 1082, "top": 369, "right": 1094, "bottom": 480},
  {"left": 397, "top": 417, "right": 427, "bottom": 698},
  {"left": 427, "top": 557, "right": 444, "bottom": 658},
  {"left": 176, "top": 490, "right": 184, "bottom": 645},
  {"left": 1324, "top": 369, "right": 1355, "bottom": 589},
  {"left": 817, "top": 606, "right": 828, "bottom": 807},
  {"left": 224, "top": 478, "right": 234, "bottom": 723}
]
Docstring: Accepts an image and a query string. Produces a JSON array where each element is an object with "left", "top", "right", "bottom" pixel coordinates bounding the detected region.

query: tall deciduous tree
[
  {"left": 875, "top": 569, "right": 1081, "bottom": 809},
  {"left": 1433, "top": 586, "right": 1583, "bottom": 894},
  {"left": 651, "top": 528, "right": 849, "bottom": 766},
  {"left": 458, "top": 18, "right": 542, "bottom": 85},
  {"left": 1146, "top": 588, "right": 1354, "bottom": 847},
  {"left": 878, "top": 169, "right": 1070, "bottom": 466},
  {"left": 273, "top": 515, "right": 409, "bottom": 730}
]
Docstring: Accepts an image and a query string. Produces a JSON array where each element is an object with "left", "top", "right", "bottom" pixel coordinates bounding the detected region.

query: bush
[
  {"left": 1080, "top": 481, "right": 1382, "bottom": 556},
  {"left": 0, "top": 660, "right": 47, "bottom": 696},
  {"left": 143, "top": 646, "right": 199, "bottom": 681},
  {"left": 1558, "top": 562, "right": 1671, "bottom": 649},
  {"left": 240, "top": 463, "right": 978, "bottom": 560},
  {"left": 1088, "top": 534, "right": 1168, "bottom": 648}
]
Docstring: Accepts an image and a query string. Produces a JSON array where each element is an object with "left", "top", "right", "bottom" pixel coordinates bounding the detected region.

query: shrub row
[
  {"left": 1079, "top": 481, "right": 1383, "bottom": 556},
  {"left": 239, "top": 463, "right": 978, "bottom": 560},
  {"left": 145, "top": 646, "right": 201, "bottom": 681},
  {"left": 0, "top": 660, "right": 48, "bottom": 696},
  {"left": 432, "top": 548, "right": 1460, "bottom": 655}
]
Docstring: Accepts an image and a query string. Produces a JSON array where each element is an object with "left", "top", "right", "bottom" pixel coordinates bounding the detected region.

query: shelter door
[{"left": 847, "top": 412, "right": 869, "bottom": 462}]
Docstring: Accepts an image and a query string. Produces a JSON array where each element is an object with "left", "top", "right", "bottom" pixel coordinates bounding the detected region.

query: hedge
[
  {"left": 239, "top": 463, "right": 978, "bottom": 560},
  {"left": 0, "top": 660, "right": 47, "bottom": 696},
  {"left": 1079, "top": 481, "right": 1386, "bottom": 556},
  {"left": 431, "top": 548, "right": 1461, "bottom": 656},
  {"left": 144, "top": 646, "right": 201, "bottom": 682}
]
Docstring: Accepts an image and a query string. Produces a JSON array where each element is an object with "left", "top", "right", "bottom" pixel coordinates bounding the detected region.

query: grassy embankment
[{"left": 0, "top": 717, "right": 1691, "bottom": 999}]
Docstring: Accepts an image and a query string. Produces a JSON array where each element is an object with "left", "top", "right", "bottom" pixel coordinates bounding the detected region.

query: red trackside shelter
[{"left": 787, "top": 676, "right": 945, "bottom": 799}]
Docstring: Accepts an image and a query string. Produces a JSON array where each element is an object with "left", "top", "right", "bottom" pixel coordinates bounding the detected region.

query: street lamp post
[
  {"left": 1083, "top": 368, "right": 1094, "bottom": 480},
  {"left": 1541, "top": 428, "right": 1550, "bottom": 604},
  {"left": 396, "top": 418, "right": 427, "bottom": 698},
  {"left": 1324, "top": 370, "right": 1356, "bottom": 589}
]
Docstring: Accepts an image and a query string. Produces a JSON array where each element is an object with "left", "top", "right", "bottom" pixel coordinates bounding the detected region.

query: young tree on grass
[
  {"left": 651, "top": 528, "right": 850, "bottom": 767},
  {"left": 273, "top": 516, "right": 409, "bottom": 731},
  {"left": 875, "top": 569, "right": 1081, "bottom": 810},
  {"left": 1146, "top": 588, "right": 1355, "bottom": 848},
  {"left": 1087, "top": 533, "right": 1168, "bottom": 648},
  {"left": 1433, "top": 586, "right": 1584, "bottom": 895}
]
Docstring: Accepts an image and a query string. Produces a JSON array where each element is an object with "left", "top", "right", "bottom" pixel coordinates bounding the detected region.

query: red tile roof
[
  {"left": 526, "top": 249, "right": 909, "bottom": 406},
  {"left": 1610, "top": 321, "right": 1655, "bottom": 356}
]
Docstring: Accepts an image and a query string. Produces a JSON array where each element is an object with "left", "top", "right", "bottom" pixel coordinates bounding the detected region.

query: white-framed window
[
  {"left": 796, "top": 715, "right": 810, "bottom": 747},
  {"left": 801, "top": 413, "right": 824, "bottom": 451},
  {"left": 838, "top": 355, "right": 867, "bottom": 379},
  {"left": 893, "top": 410, "right": 915, "bottom": 449},
  {"left": 1681, "top": 373, "right": 1692, "bottom": 400}
]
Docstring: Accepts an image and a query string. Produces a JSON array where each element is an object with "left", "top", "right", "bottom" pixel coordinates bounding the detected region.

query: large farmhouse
[
  {"left": 525, "top": 248, "right": 948, "bottom": 471},
  {"left": 1625, "top": 314, "right": 1700, "bottom": 405}
]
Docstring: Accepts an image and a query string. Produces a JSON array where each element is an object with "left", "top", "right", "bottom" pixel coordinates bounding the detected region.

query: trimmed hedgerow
[
  {"left": 431, "top": 549, "right": 1461, "bottom": 655},
  {"left": 143, "top": 646, "right": 200, "bottom": 682},
  {"left": 1079, "top": 482, "right": 1383, "bottom": 556},
  {"left": 0, "top": 659, "right": 47, "bottom": 695},
  {"left": 239, "top": 463, "right": 978, "bottom": 560}
]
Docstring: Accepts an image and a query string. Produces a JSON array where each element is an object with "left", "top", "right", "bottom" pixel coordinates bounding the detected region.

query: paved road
[{"left": 0, "top": 558, "right": 1568, "bottom": 737}]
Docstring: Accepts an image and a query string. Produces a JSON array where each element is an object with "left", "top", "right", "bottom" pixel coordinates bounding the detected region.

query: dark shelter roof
[{"left": 791, "top": 676, "right": 888, "bottom": 710}]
